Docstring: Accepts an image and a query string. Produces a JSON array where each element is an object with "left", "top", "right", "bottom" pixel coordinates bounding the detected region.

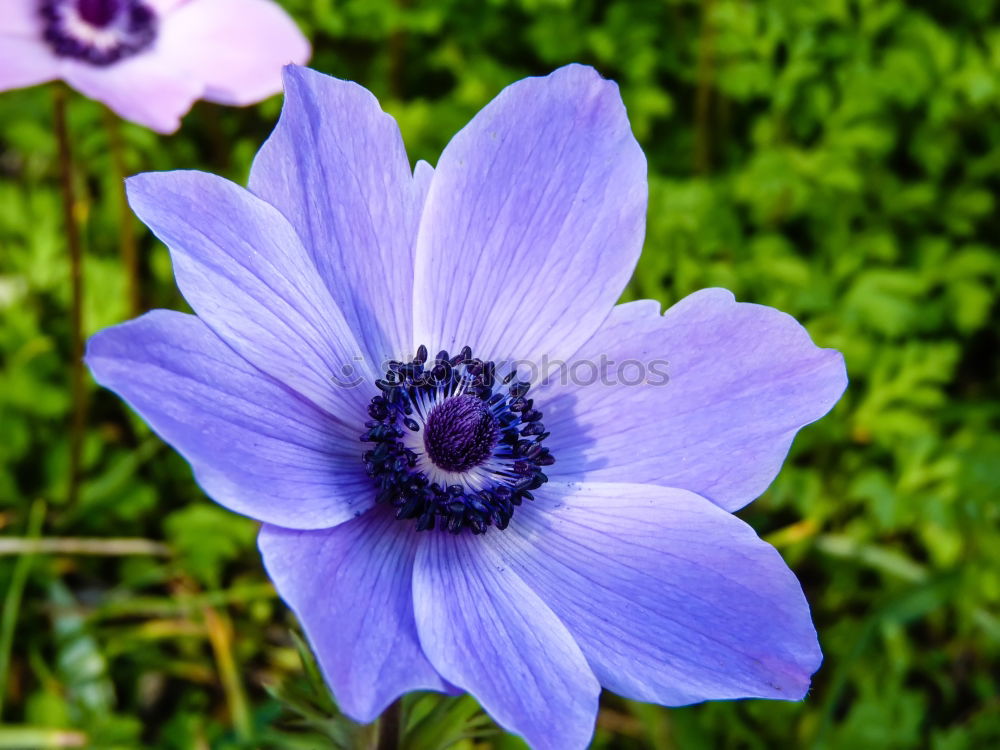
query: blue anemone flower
[{"left": 86, "top": 64, "right": 847, "bottom": 750}]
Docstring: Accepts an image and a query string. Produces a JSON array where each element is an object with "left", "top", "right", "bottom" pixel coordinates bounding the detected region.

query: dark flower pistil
[
  {"left": 361, "top": 345, "right": 554, "bottom": 534},
  {"left": 40, "top": 0, "right": 157, "bottom": 66}
]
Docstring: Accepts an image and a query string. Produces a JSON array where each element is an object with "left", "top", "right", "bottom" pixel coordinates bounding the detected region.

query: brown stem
[
  {"left": 387, "top": 0, "right": 409, "bottom": 99},
  {"left": 53, "top": 85, "right": 86, "bottom": 508},
  {"left": 0, "top": 537, "right": 170, "bottom": 556},
  {"left": 104, "top": 108, "right": 140, "bottom": 316},
  {"left": 376, "top": 698, "right": 402, "bottom": 750},
  {"left": 694, "top": 0, "right": 716, "bottom": 174}
]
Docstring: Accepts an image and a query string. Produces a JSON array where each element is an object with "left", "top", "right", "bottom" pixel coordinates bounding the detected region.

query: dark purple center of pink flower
[
  {"left": 424, "top": 395, "right": 498, "bottom": 473},
  {"left": 78, "top": 0, "right": 118, "bottom": 26},
  {"left": 40, "top": 0, "right": 157, "bottom": 67},
  {"left": 361, "top": 346, "right": 553, "bottom": 535}
]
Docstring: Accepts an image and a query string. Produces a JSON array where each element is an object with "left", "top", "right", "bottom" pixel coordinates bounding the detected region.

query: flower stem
[
  {"left": 0, "top": 500, "right": 46, "bottom": 720},
  {"left": 202, "top": 602, "right": 253, "bottom": 743},
  {"left": 376, "top": 699, "right": 402, "bottom": 750},
  {"left": 53, "top": 85, "right": 86, "bottom": 508},
  {"left": 103, "top": 108, "right": 140, "bottom": 316},
  {"left": 0, "top": 537, "right": 170, "bottom": 557},
  {"left": 694, "top": 0, "right": 716, "bottom": 174}
]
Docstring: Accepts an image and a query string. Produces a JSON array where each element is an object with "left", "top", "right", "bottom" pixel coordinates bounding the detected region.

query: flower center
[
  {"left": 40, "top": 0, "right": 157, "bottom": 66},
  {"left": 361, "top": 346, "right": 554, "bottom": 534},
  {"left": 424, "top": 394, "right": 498, "bottom": 473},
  {"left": 78, "top": 0, "right": 117, "bottom": 26}
]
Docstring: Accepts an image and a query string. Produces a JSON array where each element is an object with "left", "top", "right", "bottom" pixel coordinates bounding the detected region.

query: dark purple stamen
[
  {"left": 40, "top": 0, "right": 157, "bottom": 67},
  {"left": 361, "top": 347, "right": 554, "bottom": 535}
]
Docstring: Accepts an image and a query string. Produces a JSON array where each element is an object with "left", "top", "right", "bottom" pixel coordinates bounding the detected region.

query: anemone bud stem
[
  {"left": 104, "top": 107, "right": 140, "bottom": 316},
  {"left": 53, "top": 84, "right": 86, "bottom": 509}
]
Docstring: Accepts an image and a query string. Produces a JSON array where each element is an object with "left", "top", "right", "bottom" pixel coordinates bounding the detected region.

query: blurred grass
[{"left": 1, "top": 0, "right": 998, "bottom": 748}]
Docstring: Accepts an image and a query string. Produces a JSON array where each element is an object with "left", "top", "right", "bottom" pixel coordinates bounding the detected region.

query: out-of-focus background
[{"left": 1, "top": 0, "right": 998, "bottom": 748}]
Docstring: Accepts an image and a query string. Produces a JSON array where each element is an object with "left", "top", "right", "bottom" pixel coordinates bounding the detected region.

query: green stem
[
  {"left": 202, "top": 603, "right": 253, "bottom": 742},
  {"left": 0, "top": 537, "right": 170, "bottom": 557},
  {"left": 0, "top": 726, "right": 86, "bottom": 748},
  {"left": 0, "top": 501, "right": 46, "bottom": 719}
]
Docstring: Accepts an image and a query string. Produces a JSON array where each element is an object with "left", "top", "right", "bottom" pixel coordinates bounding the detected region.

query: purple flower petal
[
  {"left": 413, "top": 63, "right": 646, "bottom": 366},
  {"left": 156, "top": 0, "right": 310, "bottom": 106},
  {"left": 413, "top": 530, "right": 600, "bottom": 750},
  {"left": 249, "top": 66, "right": 425, "bottom": 365},
  {"left": 258, "top": 508, "right": 449, "bottom": 722},
  {"left": 125, "top": 170, "right": 372, "bottom": 419},
  {"left": 538, "top": 289, "right": 847, "bottom": 511},
  {"left": 85, "top": 310, "right": 373, "bottom": 529},
  {"left": 61, "top": 55, "right": 202, "bottom": 133},
  {"left": 413, "top": 158, "right": 434, "bottom": 206},
  {"left": 0, "top": 37, "right": 58, "bottom": 91},
  {"left": 495, "top": 481, "right": 822, "bottom": 704}
]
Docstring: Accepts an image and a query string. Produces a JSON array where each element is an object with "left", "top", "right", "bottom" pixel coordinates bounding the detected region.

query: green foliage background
[{"left": 1, "top": 0, "right": 999, "bottom": 747}]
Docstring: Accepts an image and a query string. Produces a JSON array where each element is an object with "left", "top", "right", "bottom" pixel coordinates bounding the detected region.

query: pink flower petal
[
  {"left": 147, "top": 0, "right": 189, "bottom": 12},
  {"left": 0, "top": 2, "right": 42, "bottom": 37},
  {"left": 60, "top": 54, "right": 201, "bottom": 132},
  {"left": 0, "top": 37, "right": 58, "bottom": 91},
  {"left": 158, "top": 0, "right": 310, "bottom": 106}
]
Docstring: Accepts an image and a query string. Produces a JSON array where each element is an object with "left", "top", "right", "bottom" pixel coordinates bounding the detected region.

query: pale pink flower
[{"left": 0, "top": 0, "right": 310, "bottom": 132}]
